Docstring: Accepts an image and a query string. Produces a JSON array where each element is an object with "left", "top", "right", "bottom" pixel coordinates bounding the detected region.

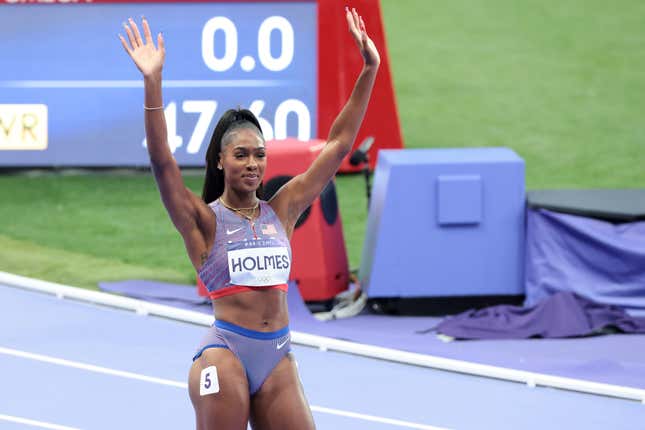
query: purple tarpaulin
[
  {"left": 525, "top": 209, "right": 645, "bottom": 316},
  {"left": 98, "top": 279, "right": 210, "bottom": 312},
  {"left": 436, "top": 291, "right": 645, "bottom": 340}
]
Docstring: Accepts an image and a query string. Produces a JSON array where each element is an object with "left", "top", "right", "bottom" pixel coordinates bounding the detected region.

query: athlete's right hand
[{"left": 119, "top": 17, "right": 165, "bottom": 78}]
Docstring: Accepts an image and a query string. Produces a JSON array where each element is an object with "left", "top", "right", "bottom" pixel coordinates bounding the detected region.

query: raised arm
[
  {"left": 120, "top": 18, "right": 211, "bottom": 268},
  {"left": 272, "top": 8, "right": 380, "bottom": 232}
]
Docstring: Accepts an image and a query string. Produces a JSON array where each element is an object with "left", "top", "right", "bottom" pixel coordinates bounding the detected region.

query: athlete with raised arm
[{"left": 120, "top": 7, "right": 379, "bottom": 429}]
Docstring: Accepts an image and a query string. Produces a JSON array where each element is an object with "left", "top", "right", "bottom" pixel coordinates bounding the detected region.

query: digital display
[{"left": 0, "top": 2, "right": 317, "bottom": 166}]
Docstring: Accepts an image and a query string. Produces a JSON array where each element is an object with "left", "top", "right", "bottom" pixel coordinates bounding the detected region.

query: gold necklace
[{"left": 219, "top": 197, "right": 259, "bottom": 221}]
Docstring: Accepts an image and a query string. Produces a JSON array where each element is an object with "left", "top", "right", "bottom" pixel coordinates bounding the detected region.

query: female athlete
[{"left": 120, "top": 7, "right": 379, "bottom": 429}]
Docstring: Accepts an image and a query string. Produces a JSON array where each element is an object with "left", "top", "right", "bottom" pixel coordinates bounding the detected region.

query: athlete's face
[{"left": 219, "top": 128, "right": 266, "bottom": 194}]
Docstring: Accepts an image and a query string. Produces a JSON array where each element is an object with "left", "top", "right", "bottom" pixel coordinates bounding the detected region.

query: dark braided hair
[{"left": 201, "top": 108, "right": 264, "bottom": 204}]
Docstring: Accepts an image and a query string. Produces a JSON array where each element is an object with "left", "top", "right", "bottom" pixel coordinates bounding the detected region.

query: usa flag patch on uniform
[{"left": 261, "top": 224, "right": 277, "bottom": 235}]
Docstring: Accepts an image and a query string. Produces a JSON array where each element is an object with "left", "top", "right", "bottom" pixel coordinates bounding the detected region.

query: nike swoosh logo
[
  {"left": 226, "top": 227, "right": 243, "bottom": 235},
  {"left": 276, "top": 337, "right": 289, "bottom": 350}
]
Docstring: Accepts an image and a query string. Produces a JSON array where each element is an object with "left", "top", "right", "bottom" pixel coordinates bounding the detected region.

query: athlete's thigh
[
  {"left": 249, "top": 352, "right": 315, "bottom": 430},
  {"left": 188, "top": 347, "right": 250, "bottom": 430}
]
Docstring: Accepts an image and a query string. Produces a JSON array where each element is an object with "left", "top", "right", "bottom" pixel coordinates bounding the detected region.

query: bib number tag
[
  {"left": 200, "top": 365, "right": 220, "bottom": 396},
  {"left": 227, "top": 243, "right": 290, "bottom": 286}
]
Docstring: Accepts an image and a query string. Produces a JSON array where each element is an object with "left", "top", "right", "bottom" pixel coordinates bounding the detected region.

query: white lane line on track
[
  {"left": 0, "top": 346, "right": 185, "bottom": 388},
  {"left": 0, "top": 414, "right": 81, "bottom": 430},
  {"left": 1, "top": 346, "right": 448, "bottom": 430}
]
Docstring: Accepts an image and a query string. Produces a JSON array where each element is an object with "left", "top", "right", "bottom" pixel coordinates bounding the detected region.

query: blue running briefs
[{"left": 193, "top": 320, "right": 291, "bottom": 395}]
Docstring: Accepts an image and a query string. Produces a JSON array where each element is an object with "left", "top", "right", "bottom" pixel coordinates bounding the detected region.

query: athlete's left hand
[{"left": 346, "top": 7, "right": 380, "bottom": 67}]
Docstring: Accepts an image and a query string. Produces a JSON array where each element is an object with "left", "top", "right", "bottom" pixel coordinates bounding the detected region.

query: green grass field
[
  {"left": 1, "top": 0, "right": 643, "bottom": 289},
  {"left": 382, "top": 0, "right": 645, "bottom": 188}
]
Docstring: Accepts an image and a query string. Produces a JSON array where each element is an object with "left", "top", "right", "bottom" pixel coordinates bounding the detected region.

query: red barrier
[
  {"left": 318, "top": 0, "right": 404, "bottom": 171},
  {"left": 262, "top": 138, "right": 349, "bottom": 301}
]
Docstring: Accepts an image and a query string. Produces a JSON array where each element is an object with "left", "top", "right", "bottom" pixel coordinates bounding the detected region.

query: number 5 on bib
[{"left": 200, "top": 365, "right": 220, "bottom": 396}]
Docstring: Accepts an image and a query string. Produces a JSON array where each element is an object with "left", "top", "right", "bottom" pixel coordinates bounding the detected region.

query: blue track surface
[{"left": 1, "top": 285, "right": 643, "bottom": 429}]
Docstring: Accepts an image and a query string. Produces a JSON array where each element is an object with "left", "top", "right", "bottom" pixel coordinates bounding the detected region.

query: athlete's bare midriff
[{"left": 212, "top": 288, "right": 289, "bottom": 331}]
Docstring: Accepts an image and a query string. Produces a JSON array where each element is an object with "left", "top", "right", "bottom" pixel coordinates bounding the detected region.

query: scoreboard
[{"left": 0, "top": 0, "right": 402, "bottom": 168}]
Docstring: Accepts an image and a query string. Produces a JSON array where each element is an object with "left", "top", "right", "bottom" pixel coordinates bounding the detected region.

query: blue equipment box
[{"left": 360, "top": 148, "right": 525, "bottom": 298}]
